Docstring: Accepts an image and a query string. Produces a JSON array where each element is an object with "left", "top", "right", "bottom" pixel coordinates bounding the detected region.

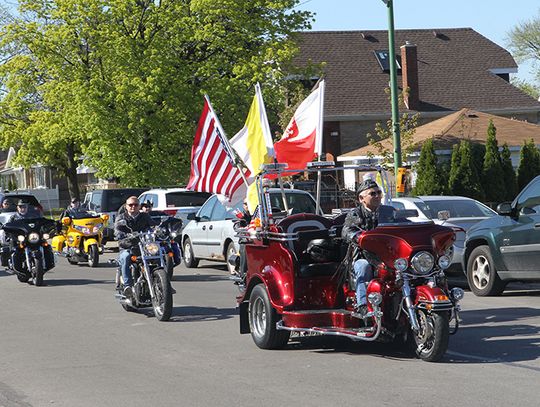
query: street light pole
[{"left": 382, "top": 0, "right": 402, "bottom": 196}]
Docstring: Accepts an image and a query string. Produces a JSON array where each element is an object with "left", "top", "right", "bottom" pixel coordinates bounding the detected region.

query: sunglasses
[
  {"left": 127, "top": 203, "right": 139, "bottom": 207},
  {"left": 366, "top": 190, "right": 383, "bottom": 197}
]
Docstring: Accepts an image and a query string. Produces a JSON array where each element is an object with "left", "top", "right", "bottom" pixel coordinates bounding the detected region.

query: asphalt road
[{"left": 0, "top": 250, "right": 539, "bottom": 407}]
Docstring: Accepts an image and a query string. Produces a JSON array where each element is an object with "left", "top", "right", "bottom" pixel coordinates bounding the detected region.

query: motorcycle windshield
[
  {"left": 358, "top": 223, "right": 455, "bottom": 266},
  {"left": 2, "top": 218, "right": 56, "bottom": 235}
]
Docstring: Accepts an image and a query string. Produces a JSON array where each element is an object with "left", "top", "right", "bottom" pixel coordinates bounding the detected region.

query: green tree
[
  {"left": 0, "top": 0, "right": 314, "bottom": 188},
  {"left": 447, "top": 144, "right": 461, "bottom": 193},
  {"left": 500, "top": 143, "right": 518, "bottom": 201},
  {"left": 448, "top": 140, "right": 484, "bottom": 200},
  {"left": 367, "top": 87, "right": 420, "bottom": 166},
  {"left": 412, "top": 138, "right": 446, "bottom": 195},
  {"left": 507, "top": 12, "right": 540, "bottom": 84},
  {"left": 482, "top": 120, "right": 505, "bottom": 203},
  {"left": 517, "top": 139, "right": 540, "bottom": 190}
]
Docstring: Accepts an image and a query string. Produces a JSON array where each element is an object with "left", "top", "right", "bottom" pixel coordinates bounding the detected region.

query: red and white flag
[
  {"left": 274, "top": 80, "right": 325, "bottom": 171},
  {"left": 187, "top": 96, "right": 249, "bottom": 201}
]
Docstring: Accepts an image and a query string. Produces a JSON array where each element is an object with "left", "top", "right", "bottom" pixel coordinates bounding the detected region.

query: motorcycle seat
[{"left": 298, "top": 261, "right": 340, "bottom": 278}]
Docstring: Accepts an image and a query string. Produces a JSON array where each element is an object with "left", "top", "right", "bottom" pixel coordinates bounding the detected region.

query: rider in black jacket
[
  {"left": 341, "top": 180, "right": 394, "bottom": 318},
  {"left": 114, "top": 196, "right": 159, "bottom": 297}
]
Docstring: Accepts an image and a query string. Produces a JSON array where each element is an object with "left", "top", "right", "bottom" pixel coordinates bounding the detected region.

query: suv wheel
[{"left": 467, "top": 245, "right": 505, "bottom": 296}]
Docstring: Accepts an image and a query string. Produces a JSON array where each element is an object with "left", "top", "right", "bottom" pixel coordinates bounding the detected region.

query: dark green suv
[{"left": 463, "top": 175, "right": 540, "bottom": 296}]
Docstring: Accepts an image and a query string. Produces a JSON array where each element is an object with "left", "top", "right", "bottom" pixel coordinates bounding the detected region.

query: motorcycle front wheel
[
  {"left": 411, "top": 310, "right": 449, "bottom": 362},
  {"left": 88, "top": 244, "right": 99, "bottom": 268},
  {"left": 151, "top": 268, "right": 172, "bottom": 321},
  {"left": 33, "top": 259, "right": 44, "bottom": 287},
  {"left": 165, "top": 255, "right": 174, "bottom": 281}
]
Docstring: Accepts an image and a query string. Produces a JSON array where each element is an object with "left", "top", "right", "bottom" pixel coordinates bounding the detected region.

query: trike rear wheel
[{"left": 248, "top": 284, "right": 290, "bottom": 349}]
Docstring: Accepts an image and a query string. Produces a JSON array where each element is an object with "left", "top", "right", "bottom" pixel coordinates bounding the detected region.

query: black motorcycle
[
  {"left": 114, "top": 227, "right": 173, "bottom": 321},
  {"left": 1, "top": 217, "right": 56, "bottom": 286},
  {"left": 152, "top": 215, "right": 183, "bottom": 280}
]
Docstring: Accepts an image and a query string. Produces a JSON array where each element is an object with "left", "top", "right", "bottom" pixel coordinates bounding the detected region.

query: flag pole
[
  {"left": 204, "top": 95, "right": 250, "bottom": 187},
  {"left": 315, "top": 80, "right": 325, "bottom": 214}
]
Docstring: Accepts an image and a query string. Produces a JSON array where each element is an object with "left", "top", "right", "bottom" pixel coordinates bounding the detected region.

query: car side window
[
  {"left": 197, "top": 196, "right": 217, "bottom": 222},
  {"left": 210, "top": 200, "right": 229, "bottom": 221},
  {"left": 516, "top": 179, "right": 540, "bottom": 213},
  {"left": 143, "top": 194, "right": 158, "bottom": 207},
  {"left": 392, "top": 201, "right": 406, "bottom": 210},
  {"left": 90, "top": 192, "right": 102, "bottom": 211}
]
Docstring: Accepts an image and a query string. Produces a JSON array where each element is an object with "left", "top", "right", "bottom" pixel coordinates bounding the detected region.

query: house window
[
  {"left": 32, "top": 166, "right": 47, "bottom": 188},
  {"left": 374, "top": 50, "right": 401, "bottom": 73}
]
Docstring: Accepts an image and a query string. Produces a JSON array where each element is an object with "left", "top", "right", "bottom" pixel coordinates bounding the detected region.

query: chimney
[{"left": 400, "top": 41, "right": 419, "bottom": 110}]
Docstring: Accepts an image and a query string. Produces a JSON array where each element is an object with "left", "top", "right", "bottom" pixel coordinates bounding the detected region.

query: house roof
[
  {"left": 339, "top": 108, "right": 540, "bottom": 158},
  {"left": 295, "top": 28, "right": 540, "bottom": 118}
]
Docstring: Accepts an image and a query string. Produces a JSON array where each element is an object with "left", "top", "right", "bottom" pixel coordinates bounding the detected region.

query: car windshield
[
  {"left": 420, "top": 199, "right": 495, "bottom": 219},
  {"left": 269, "top": 192, "right": 316, "bottom": 214},
  {"left": 166, "top": 192, "right": 211, "bottom": 207}
]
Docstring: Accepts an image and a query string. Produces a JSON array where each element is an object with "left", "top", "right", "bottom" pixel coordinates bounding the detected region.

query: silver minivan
[{"left": 181, "top": 189, "right": 318, "bottom": 273}]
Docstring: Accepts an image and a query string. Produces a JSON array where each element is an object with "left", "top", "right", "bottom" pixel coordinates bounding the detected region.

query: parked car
[
  {"left": 391, "top": 196, "right": 496, "bottom": 280},
  {"left": 463, "top": 175, "right": 540, "bottom": 296},
  {"left": 138, "top": 188, "right": 211, "bottom": 226},
  {"left": 83, "top": 188, "right": 149, "bottom": 242},
  {"left": 0, "top": 193, "right": 43, "bottom": 224},
  {"left": 181, "top": 189, "right": 318, "bottom": 272}
]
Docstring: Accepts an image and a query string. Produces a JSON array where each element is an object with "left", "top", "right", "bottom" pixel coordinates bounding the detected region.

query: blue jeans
[
  {"left": 118, "top": 249, "right": 133, "bottom": 287},
  {"left": 353, "top": 259, "right": 373, "bottom": 306}
]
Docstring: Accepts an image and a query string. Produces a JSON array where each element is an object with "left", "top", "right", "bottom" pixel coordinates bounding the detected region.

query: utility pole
[{"left": 382, "top": 0, "right": 402, "bottom": 196}]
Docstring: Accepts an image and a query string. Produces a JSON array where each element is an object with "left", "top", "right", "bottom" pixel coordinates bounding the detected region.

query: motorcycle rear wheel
[
  {"left": 412, "top": 310, "right": 449, "bottom": 362},
  {"left": 17, "top": 273, "right": 30, "bottom": 283},
  {"left": 88, "top": 244, "right": 99, "bottom": 268},
  {"left": 152, "top": 268, "right": 172, "bottom": 321}
]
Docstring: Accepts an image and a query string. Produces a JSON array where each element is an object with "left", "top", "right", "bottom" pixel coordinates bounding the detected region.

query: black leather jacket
[
  {"left": 341, "top": 204, "right": 395, "bottom": 262},
  {"left": 114, "top": 211, "right": 159, "bottom": 249}
]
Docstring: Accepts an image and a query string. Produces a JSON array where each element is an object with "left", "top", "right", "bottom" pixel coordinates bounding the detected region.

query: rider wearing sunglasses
[
  {"left": 341, "top": 179, "right": 395, "bottom": 318},
  {"left": 114, "top": 196, "right": 159, "bottom": 298}
]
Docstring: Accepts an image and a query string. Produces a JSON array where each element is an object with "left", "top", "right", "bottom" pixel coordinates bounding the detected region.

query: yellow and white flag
[{"left": 230, "top": 83, "right": 274, "bottom": 212}]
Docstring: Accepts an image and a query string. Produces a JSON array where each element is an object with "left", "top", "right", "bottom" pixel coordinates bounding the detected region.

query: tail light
[{"left": 163, "top": 209, "right": 177, "bottom": 217}]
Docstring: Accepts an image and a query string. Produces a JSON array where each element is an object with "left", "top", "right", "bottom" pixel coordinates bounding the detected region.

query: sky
[{"left": 295, "top": 0, "right": 540, "bottom": 84}]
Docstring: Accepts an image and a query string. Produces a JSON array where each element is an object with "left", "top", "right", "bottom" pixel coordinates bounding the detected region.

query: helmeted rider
[
  {"left": 60, "top": 197, "right": 85, "bottom": 219},
  {"left": 114, "top": 196, "right": 159, "bottom": 299},
  {"left": 9, "top": 200, "right": 40, "bottom": 222},
  {"left": 341, "top": 179, "right": 395, "bottom": 318}
]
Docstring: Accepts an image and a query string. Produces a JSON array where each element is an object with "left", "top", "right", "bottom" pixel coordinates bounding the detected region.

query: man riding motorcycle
[
  {"left": 341, "top": 179, "right": 395, "bottom": 318},
  {"left": 114, "top": 196, "right": 159, "bottom": 299}
]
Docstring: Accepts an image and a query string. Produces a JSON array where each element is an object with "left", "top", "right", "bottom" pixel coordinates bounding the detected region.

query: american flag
[{"left": 187, "top": 96, "right": 250, "bottom": 200}]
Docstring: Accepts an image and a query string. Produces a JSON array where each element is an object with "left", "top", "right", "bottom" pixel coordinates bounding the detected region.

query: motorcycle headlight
[
  {"left": 438, "top": 255, "right": 451, "bottom": 270},
  {"left": 28, "top": 232, "right": 40, "bottom": 244},
  {"left": 394, "top": 258, "right": 408, "bottom": 272},
  {"left": 17, "top": 235, "right": 25, "bottom": 243},
  {"left": 411, "top": 251, "right": 434, "bottom": 274},
  {"left": 43, "top": 233, "right": 50, "bottom": 240},
  {"left": 170, "top": 231, "right": 178, "bottom": 238},
  {"left": 145, "top": 243, "right": 160, "bottom": 255}
]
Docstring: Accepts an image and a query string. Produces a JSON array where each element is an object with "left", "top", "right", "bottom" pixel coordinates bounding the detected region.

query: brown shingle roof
[
  {"left": 340, "top": 108, "right": 540, "bottom": 157},
  {"left": 295, "top": 29, "right": 540, "bottom": 117}
]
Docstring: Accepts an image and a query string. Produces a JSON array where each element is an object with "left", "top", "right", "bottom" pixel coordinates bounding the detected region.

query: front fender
[
  {"left": 83, "top": 238, "right": 99, "bottom": 252},
  {"left": 51, "top": 235, "right": 65, "bottom": 252},
  {"left": 415, "top": 285, "right": 453, "bottom": 310}
]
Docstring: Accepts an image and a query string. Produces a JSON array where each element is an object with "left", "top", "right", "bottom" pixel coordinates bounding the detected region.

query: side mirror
[
  {"left": 187, "top": 213, "right": 197, "bottom": 221},
  {"left": 61, "top": 217, "right": 71, "bottom": 225},
  {"left": 437, "top": 210, "right": 450, "bottom": 221},
  {"left": 496, "top": 202, "right": 513, "bottom": 216}
]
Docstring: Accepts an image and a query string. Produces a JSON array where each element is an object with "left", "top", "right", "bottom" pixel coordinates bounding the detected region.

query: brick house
[{"left": 294, "top": 28, "right": 540, "bottom": 162}]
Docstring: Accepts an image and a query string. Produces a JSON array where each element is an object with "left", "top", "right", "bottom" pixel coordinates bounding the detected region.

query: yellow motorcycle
[{"left": 52, "top": 213, "right": 109, "bottom": 267}]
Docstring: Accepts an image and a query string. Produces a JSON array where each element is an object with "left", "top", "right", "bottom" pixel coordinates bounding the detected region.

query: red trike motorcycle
[{"left": 235, "top": 164, "right": 464, "bottom": 362}]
